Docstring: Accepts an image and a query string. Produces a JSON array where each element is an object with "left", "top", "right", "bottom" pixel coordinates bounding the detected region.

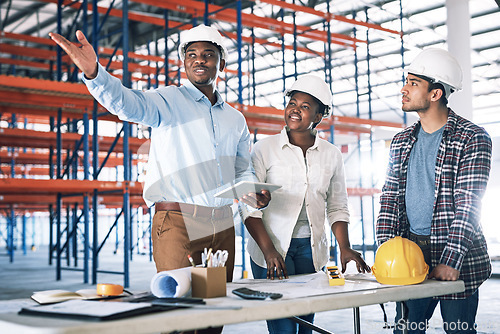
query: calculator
[{"left": 232, "top": 287, "right": 283, "bottom": 300}]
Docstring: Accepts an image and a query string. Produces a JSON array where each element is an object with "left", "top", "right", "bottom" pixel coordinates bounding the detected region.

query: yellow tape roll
[{"left": 96, "top": 283, "right": 124, "bottom": 296}]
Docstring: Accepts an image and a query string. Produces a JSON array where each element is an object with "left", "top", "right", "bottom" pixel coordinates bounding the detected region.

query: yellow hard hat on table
[{"left": 372, "top": 236, "right": 429, "bottom": 285}]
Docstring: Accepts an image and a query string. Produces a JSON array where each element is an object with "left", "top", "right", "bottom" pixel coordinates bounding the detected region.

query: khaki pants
[
  {"left": 152, "top": 209, "right": 235, "bottom": 334},
  {"left": 152, "top": 208, "right": 235, "bottom": 281}
]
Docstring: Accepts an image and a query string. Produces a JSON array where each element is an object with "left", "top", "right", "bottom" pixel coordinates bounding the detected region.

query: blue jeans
[
  {"left": 394, "top": 291, "right": 479, "bottom": 334},
  {"left": 251, "top": 238, "right": 316, "bottom": 334}
]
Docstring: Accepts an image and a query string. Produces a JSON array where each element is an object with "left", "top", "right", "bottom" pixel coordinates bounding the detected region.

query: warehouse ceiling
[{"left": 1, "top": 0, "right": 499, "bottom": 140}]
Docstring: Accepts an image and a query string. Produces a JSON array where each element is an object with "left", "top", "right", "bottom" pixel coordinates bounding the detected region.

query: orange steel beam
[
  {"left": 0, "top": 78, "right": 176, "bottom": 122},
  {"left": 0, "top": 194, "right": 61, "bottom": 205},
  {"left": 97, "top": 46, "right": 166, "bottom": 64},
  {"left": 1, "top": 4, "right": 362, "bottom": 79},
  {"left": 0, "top": 32, "right": 182, "bottom": 80},
  {"left": 38, "top": 0, "right": 183, "bottom": 28},
  {"left": 331, "top": 15, "right": 401, "bottom": 37},
  {"left": 0, "top": 178, "right": 143, "bottom": 195},
  {"left": 236, "top": 104, "right": 405, "bottom": 129},
  {"left": 0, "top": 128, "right": 149, "bottom": 153},
  {"left": 1, "top": 166, "right": 50, "bottom": 176},
  {"left": 1, "top": 113, "right": 51, "bottom": 125},
  {"left": 0, "top": 57, "right": 168, "bottom": 85},
  {"left": 38, "top": 0, "right": 241, "bottom": 68},
  {"left": 235, "top": 104, "right": 283, "bottom": 118},
  {"left": 0, "top": 59, "right": 174, "bottom": 85},
  {"left": 254, "top": 0, "right": 401, "bottom": 36},
  {"left": 225, "top": 5, "right": 361, "bottom": 46},
  {"left": 0, "top": 44, "right": 58, "bottom": 61},
  {"left": 244, "top": 116, "right": 372, "bottom": 135},
  {"left": 0, "top": 128, "right": 80, "bottom": 150},
  {"left": 333, "top": 115, "right": 405, "bottom": 129},
  {"left": 245, "top": 118, "right": 283, "bottom": 131},
  {"left": 147, "top": 0, "right": 304, "bottom": 44},
  {"left": 0, "top": 151, "right": 52, "bottom": 165},
  {"left": 36, "top": 0, "right": 243, "bottom": 76},
  {"left": 223, "top": 31, "right": 324, "bottom": 57},
  {"left": 0, "top": 43, "right": 165, "bottom": 77},
  {"left": 247, "top": 127, "right": 281, "bottom": 136},
  {"left": 246, "top": 124, "right": 369, "bottom": 137},
  {"left": 0, "top": 150, "right": 147, "bottom": 167},
  {"left": 99, "top": 57, "right": 161, "bottom": 76},
  {"left": 134, "top": 0, "right": 361, "bottom": 47},
  {"left": 0, "top": 74, "right": 89, "bottom": 95},
  {"left": 113, "top": 72, "right": 170, "bottom": 86},
  {"left": 0, "top": 75, "right": 107, "bottom": 115},
  {"left": 0, "top": 105, "right": 117, "bottom": 122},
  {"left": 0, "top": 58, "right": 51, "bottom": 70},
  {"left": 3, "top": 7, "right": 323, "bottom": 68},
  {"left": 63, "top": 194, "right": 147, "bottom": 208},
  {"left": 0, "top": 205, "right": 51, "bottom": 212},
  {"left": 324, "top": 123, "right": 372, "bottom": 135},
  {"left": 0, "top": 194, "right": 147, "bottom": 210},
  {"left": 128, "top": 0, "right": 359, "bottom": 47},
  {"left": 0, "top": 90, "right": 94, "bottom": 110},
  {"left": 93, "top": 195, "right": 147, "bottom": 207},
  {"left": 96, "top": 17, "right": 321, "bottom": 58},
  {"left": 0, "top": 193, "right": 146, "bottom": 205},
  {"left": 0, "top": 31, "right": 55, "bottom": 46},
  {"left": 0, "top": 31, "right": 168, "bottom": 75},
  {"left": 0, "top": 73, "right": 210, "bottom": 122},
  {"left": 243, "top": 116, "right": 283, "bottom": 131}
]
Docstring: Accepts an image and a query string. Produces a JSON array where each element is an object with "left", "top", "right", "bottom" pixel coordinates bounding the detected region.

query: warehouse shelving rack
[{"left": 0, "top": 0, "right": 405, "bottom": 285}]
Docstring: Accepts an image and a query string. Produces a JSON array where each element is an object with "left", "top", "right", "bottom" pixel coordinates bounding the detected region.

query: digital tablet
[{"left": 214, "top": 181, "right": 281, "bottom": 199}]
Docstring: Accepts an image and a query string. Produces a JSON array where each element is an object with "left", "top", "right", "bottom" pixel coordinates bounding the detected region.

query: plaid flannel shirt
[{"left": 376, "top": 109, "right": 492, "bottom": 299}]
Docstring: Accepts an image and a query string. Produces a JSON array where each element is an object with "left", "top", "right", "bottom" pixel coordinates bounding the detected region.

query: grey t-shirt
[{"left": 405, "top": 125, "right": 444, "bottom": 235}]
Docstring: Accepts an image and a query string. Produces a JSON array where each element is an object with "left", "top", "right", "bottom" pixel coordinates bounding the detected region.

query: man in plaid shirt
[{"left": 376, "top": 48, "right": 492, "bottom": 334}]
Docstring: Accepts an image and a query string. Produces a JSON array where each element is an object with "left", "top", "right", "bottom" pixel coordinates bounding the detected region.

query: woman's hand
[
  {"left": 244, "top": 217, "right": 287, "bottom": 279},
  {"left": 240, "top": 189, "right": 271, "bottom": 209},
  {"left": 339, "top": 248, "right": 371, "bottom": 273},
  {"left": 264, "top": 249, "right": 288, "bottom": 280}
]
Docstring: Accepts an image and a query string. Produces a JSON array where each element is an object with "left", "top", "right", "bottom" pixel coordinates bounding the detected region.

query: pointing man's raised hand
[{"left": 49, "top": 30, "right": 98, "bottom": 79}]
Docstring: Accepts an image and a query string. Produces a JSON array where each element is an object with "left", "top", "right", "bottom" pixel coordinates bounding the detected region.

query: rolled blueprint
[{"left": 150, "top": 267, "right": 192, "bottom": 298}]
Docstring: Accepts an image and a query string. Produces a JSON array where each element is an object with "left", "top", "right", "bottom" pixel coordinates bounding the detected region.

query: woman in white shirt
[{"left": 244, "top": 75, "right": 370, "bottom": 334}]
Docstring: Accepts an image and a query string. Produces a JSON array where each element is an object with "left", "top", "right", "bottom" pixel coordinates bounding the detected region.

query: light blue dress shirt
[{"left": 83, "top": 63, "right": 256, "bottom": 208}]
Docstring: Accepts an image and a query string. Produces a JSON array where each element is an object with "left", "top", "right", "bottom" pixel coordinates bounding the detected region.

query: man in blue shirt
[{"left": 49, "top": 25, "right": 270, "bottom": 298}]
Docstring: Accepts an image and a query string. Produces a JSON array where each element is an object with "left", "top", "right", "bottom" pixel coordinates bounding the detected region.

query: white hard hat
[
  {"left": 178, "top": 25, "right": 228, "bottom": 61},
  {"left": 285, "top": 75, "right": 333, "bottom": 118},
  {"left": 405, "top": 48, "right": 463, "bottom": 99}
]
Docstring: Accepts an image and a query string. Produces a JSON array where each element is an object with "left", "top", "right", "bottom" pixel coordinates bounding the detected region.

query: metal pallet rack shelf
[{"left": 0, "top": 0, "right": 405, "bottom": 284}]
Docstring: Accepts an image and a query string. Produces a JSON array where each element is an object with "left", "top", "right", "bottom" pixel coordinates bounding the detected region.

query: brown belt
[{"left": 155, "top": 201, "right": 232, "bottom": 220}]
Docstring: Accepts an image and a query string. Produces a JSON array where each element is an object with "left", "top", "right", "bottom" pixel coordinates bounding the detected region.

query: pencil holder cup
[{"left": 191, "top": 267, "right": 227, "bottom": 298}]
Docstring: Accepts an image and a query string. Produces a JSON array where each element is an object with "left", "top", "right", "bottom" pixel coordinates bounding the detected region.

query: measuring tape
[
  {"left": 96, "top": 283, "right": 124, "bottom": 296},
  {"left": 327, "top": 266, "right": 345, "bottom": 286}
]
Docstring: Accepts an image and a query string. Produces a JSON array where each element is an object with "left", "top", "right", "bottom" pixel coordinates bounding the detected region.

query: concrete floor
[{"left": 1, "top": 246, "right": 499, "bottom": 333}]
